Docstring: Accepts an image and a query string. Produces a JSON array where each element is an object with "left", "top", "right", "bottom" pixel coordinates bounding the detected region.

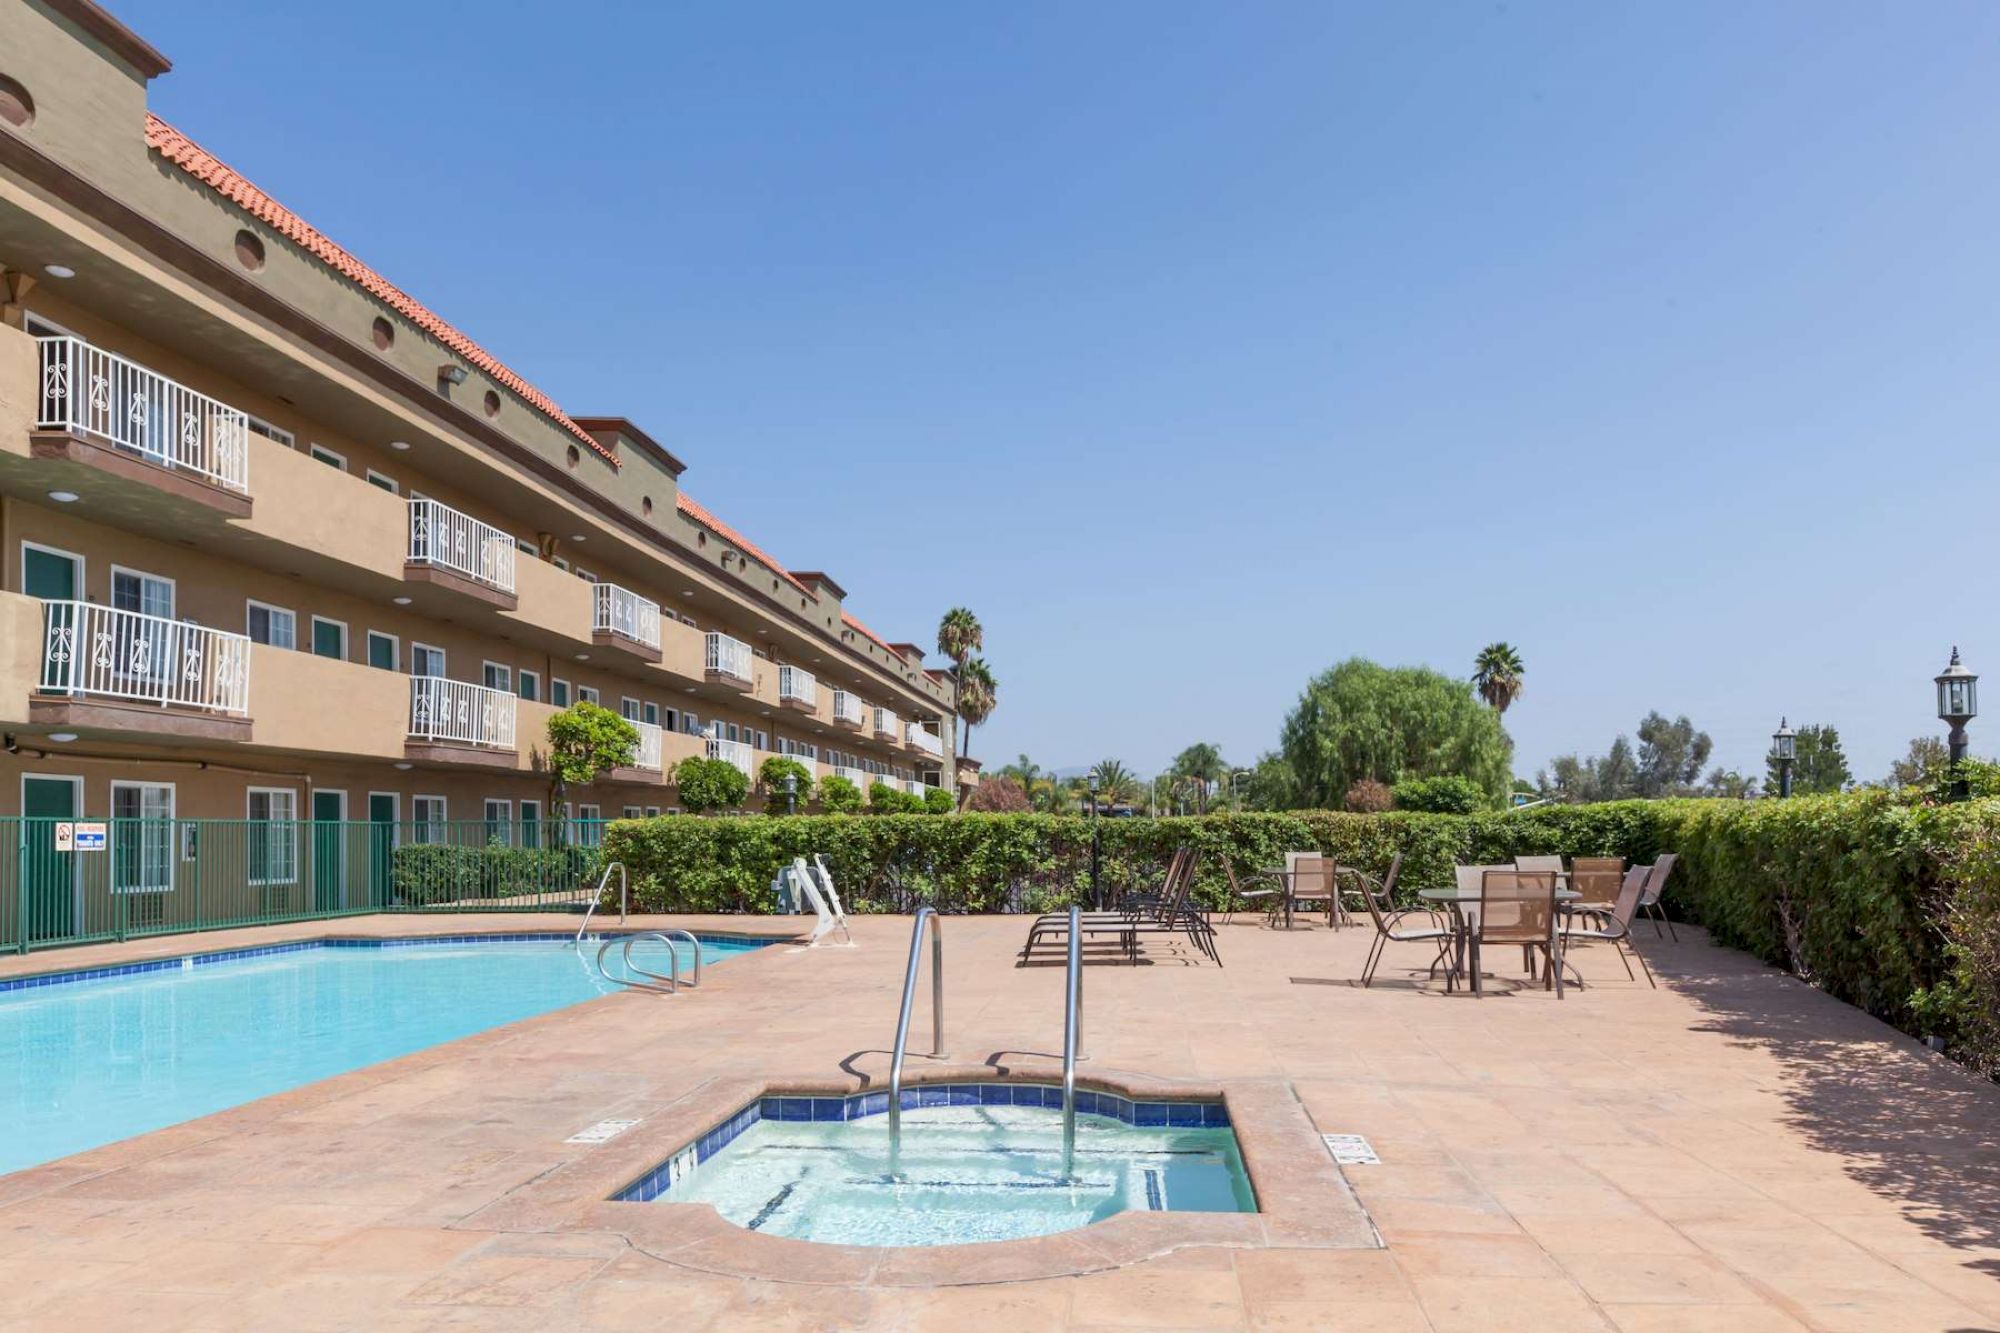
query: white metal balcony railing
[
  {"left": 706, "top": 734, "right": 754, "bottom": 777},
  {"left": 632, "top": 719, "right": 663, "bottom": 772},
  {"left": 593, "top": 582, "right": 662, "bottom": 649},
  {"left": 872, "top": 706, "right": 901, "bottom": 739},
  {"left": 36, "top": 335, "right": 252, "bottom": 495},
  {"left": 905, "top": 779, "right": 929, "bottom": 797},
  {"left": 407, "top": 497, "right": 516, "bottom": 594},
  {"left": 38, "top": 600, "right": 251, "bottom": 715},
  {"left": 832, "top": 690, "right": 864, "bottom": 726},
  {"left": 831, "top": 765, "right": 871, "bottom": 789},
  {"left": 778, "top": 665, "right": 818, "bottom": 709},
  {"left": 408, "top": 676, "right": 517, "bottom": 749},
  {"left": 906, "top": 723, "right": 944, "bottom": 758},
  {"left": 704, "top": 631, "right": 754, "bottom": 685}
]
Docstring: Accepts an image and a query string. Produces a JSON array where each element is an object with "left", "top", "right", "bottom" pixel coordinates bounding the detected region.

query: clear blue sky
[{"left": 122, "top": 0, "right": 2000, "bottom": 784}]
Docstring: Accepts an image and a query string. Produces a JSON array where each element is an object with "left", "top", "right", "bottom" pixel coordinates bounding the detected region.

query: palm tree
[
  {"left": 1089, "top": 758, "right": 1136, "bottom": 810},
  {"left": 1169, "top": 742, "right": 1227, "bottom": 813},
  {"left": 936, "top": 608, "right": 984, "bottom": 757},
  {"left": 956, "top": 656, "right": 997, "bottom": 759},
  {"left": 1472, "top": 642, "right": 1526, "bottom": 715}
]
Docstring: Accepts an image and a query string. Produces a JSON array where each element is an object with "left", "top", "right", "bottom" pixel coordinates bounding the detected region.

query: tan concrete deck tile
[
  {"left": 568, "top": 1274, "right": 741, "bottom": 1331},
  {"left": 0, "top": 1257, "right": 138, "bottom": 1317},
  {"left": 869, "top": 1278, "right": 1074, "bottom": 1330},
  {"left": 1388, "top": 1232, "right": 1564, "bottom": 1280},
  {"left": 300, "top": 1226, "right": 491, "bottom": 1277},
  {"left": 403, "top": 1252, "right": 616, "bottom": 1307},
  {"left": 1553, "top": 1251, "right": 1764, "bottom": 1306},
  {"left": 1409, "top": 1274, "right": 1616, "bottom": 1333},
  {"left": 1599, "top": 1306, "right": 1810, "bottom": 1333},
  {"left": 1067, "top": 1268, "right": 1249, "bottom": 1328},
  {"left": 1246, "top": 1300, "right": 1434, "bottom": 1331},
  {"left": 120, "top": 1238, "right": 321, "bottom": 1293},
  {"left": 0, "top": 1285, "right": 231, "bottom": 1333},
  {"left": 1232, "top": 1247, "right": 1415, "bottom": 1305},
  {"left": 1510, "top": 1211, "right": 1700, "bottom": 1258},
  {"left": 710, "top": 1282, "right": 884, "bottom": 1330}
]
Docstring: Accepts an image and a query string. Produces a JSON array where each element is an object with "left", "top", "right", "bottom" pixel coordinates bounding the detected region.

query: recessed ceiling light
[
  {"left": 681, "top": 590, "right": 694, "bottom": 598},
  {"left": 570, "top": 534, "right": 586, "bottom": 542},
  {"left": 43, "top": 264, "right": 75, "bottom": 279},
  {"left": 389, "top": 440, "right": 411, "bottom": 451},
  {"left": 47, "top": 732, "right": 78, "bottom": 743},
  {"left": 393, "top": 596, "right": 412, "bottom": 605},
  {"left": 685, "top": 687, "right": 697, "bottom": 694},
  {"left": 575, "top": 653, "right": 590, "bottom": 661},
  {"left": 46, "top": 490, "right": 79, "bottom": 504},
  {"left": 393, "top": 762, "right": 414, "bottom": 771}
]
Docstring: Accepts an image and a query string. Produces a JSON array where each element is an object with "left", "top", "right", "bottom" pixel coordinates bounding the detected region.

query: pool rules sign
[{"left": 53, "top": 822, "right": 107, "bottom": 852}]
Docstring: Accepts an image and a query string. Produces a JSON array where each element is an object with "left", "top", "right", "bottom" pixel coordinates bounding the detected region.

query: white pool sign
[{"left": 52, "top": 822, "right": 107, "bottom": 852}]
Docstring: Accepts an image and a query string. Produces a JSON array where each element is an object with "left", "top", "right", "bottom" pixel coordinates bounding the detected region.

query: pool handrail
[
  {"left": 656, "top": 928, "right": 703, "bottom": 988},
  {"left": 574, "top": 861, "right": 629, "bottom": 946},
  {"left": 1062, "top": 904, "right": 1082, "bottom": 1179},
  {"left": 593, "top": 932, "right": 678, "bottom": 993},
  {"left": 886, "top": 906, "right": 945, "bottom": 1165}
]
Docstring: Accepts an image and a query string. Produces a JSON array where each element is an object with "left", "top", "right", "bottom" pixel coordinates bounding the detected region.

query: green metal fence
[{"left": 2, "top": 818, "right": 611, "bottom": 955}]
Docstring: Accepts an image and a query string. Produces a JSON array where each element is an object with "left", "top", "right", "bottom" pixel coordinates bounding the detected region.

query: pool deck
[{"left": 1, "top": 912, "right": 1997, "bottom": 1331}]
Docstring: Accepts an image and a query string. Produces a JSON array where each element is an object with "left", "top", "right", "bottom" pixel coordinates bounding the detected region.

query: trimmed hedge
[
  {"left": 601, "top": 796, "right": 2000, "bottom": 1074},
  {"left": 391, "top": 842, "right": 602, "bottom": 906}
]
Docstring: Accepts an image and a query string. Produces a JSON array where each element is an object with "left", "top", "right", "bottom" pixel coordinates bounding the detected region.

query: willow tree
[{"left": 1277, "top": 658, "right": 1512, "bottom": 809}]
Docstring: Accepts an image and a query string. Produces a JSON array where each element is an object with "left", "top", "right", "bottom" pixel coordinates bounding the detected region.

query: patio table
[{"left": 1419, "top": 885, "right": 1580, "bottom": 986}]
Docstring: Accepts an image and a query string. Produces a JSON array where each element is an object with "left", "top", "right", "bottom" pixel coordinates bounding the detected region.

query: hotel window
[
  {"left": 643, "top": 702, "right": 660, "bottom": 727},
  {"left": 576, "top": 568, "right": 597, "bottom": 583},
  {"left": 311, "top": 617, "right": 347, "bottom": 660},
  {"left": 483, "top": 799, "right": 512, "bottom": 846},
  {"left": 111, "top": 782, "right": 174, "bottom": 895},
  {"left": 246, "top": 414, "right": 295, "bottom": 447},
  {"left": 551, "top": 678, "right": 571, "bottom": 708},
  {"left": 644, "top": 806, "right": 661, "bottom": 818},
  {"left": 411, "top": 643, "right": 445, "bottom": 677},
  {"left": 309, "top": 444, "right": 347, "bottom": 471},
  {"left": 366, "top": 470, "right": 399, "bottom": 494},
  {"left": 111, "top": 567, "right": 174, "bottom": 619},
  {"left": 247, "top": 788, "right": 298, "bottom": 884},
  {"left": 367, "top": 631, "right": 398, "bottom": 671},
  {"left": 622, "top": 806, "right": 642, "bottom": 819},
  {"left": 680, "top": 711, "right": 700, "bottom": 735},
  {"left": 482, "top": 661, "right": 511, "bottom": 693},
  {"left": 412, "top": 796, "right": 447, "bottom": 844},
  {"left": 246, "top": 600, "right": 296, "bottom": 650},
  {"left": 576, "top": 804, "right": 603, "bottom": 846},
  {"left": 577, "top": 685, "right": 600, "bottom": 705},
  {"left": 519, "top": 799, "right": 542, "bottom": 849},
  {"left": 518, "top": 670, "right": 540, "bottom": 702},
  {"left": 620, "top": 697, "right": 641, "bottom": 722}
]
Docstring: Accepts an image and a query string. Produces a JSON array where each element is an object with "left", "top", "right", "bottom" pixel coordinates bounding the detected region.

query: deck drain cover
[
  {"left": 1322, "top": 1133, "right": 1379, "bottom": 1165},
  {"left": 567, "top": 1118, "right": 641, "bottom": 1145}
]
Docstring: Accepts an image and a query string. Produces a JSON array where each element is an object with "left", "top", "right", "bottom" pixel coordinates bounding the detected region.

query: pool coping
[{"left": 460, "top": 1065, "right": 1379, "bottom": 1286}]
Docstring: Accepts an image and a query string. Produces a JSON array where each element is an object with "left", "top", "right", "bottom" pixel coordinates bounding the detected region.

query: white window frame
[
  {"left": 245, "top": 413, "right": 295, "bottom": 447},
  {"left": 577, "top": 685, "right": 600, "bottom": 705},
  {"left": 246, "top": 786, "right": 300, "bottom": 886},
  {"left": 621, "top": 805, "right": 643, "bottom": 820},
  {"left": 109, "top": 563, "right": 176, "bottom": 617},
  {"left": 519, "top": 798, "right": 542, "bottom": 849},
  {"left": 482, "top": 660, "right": 512, "bottom": 693},
  {"left": 575, "top": 803, "right": 603, "bottom": 846},
  {"left": 643, "top": 701, "right": 660, "bottom": 727},
  {"left": 309, "top": 443, "right": 348, "bottom": 471},
  {"left": 518, "top": 668, "right": 540, "bottom": 702},
  {"left": 110, "top": 780, "right": 175, "bottom": 895},
  {"left": 411, "top": 641, "right": 446, "bottom": 677},
  {"left": 551, "top": 677, "right": 572, "bottom": 707},
  {"left": 309, "top": 615, "right": 349, "bottom": 661},
  {"left": 620, "top": 696, "right": 641, "bottom": 721},
  {"left": 366, "top": 469, "right": 399, "bottom": 494},
  {"left": 367, "top": 629, "right": 399, "bottom": 671},
  {"left": 412, "top": 795, "right": 448, "bottom": 844},
  {"left": 483, "top": 798, "right": 513, "bottom": 846},
  {"left": 20, "top": 540, "right": 86, "bottom": 599},
  {"left": 246, "top": 599, "right": 297, "bottom": 651}
]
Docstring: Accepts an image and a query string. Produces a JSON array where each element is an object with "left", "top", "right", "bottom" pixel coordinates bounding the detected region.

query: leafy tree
[
  {"left": 673, "top": 756, "right": 748, "bottom": 814},
  {"left": 545, "top": 701, "right": 639, "bottom": 823},
  {"left": 1343, "top": 778, "right": 1393, "bottom": 812},
  {"left": 818, "top": 774, "right": 863, "bottom": 814},
  {"left": 1472, "top": 643, "right": 1526, "bottom": 714},
  {"left": 923, "top": 787, "right": 955, "bottom": 815},
  {"left": 1239, "top": 752, "right": 1299, "bottom": 812},
  {"left": 936, "top": 608, "right": 983, "bottom": 757},
  {"left": 1392, "top": 775, "right": 1486, "bottom": 813},
  {"left": 955, "top": 657, "right": 997, "bottom": 760},
  {"left": 965, "top": 776, "right": 1030, "bottom": 812},
  {"left": 757, "top": 756, "right": 815, "bottom": 812},
  {"left": 1701, "top": 767, "right": 1758, "bottom": 799},
  {"left": 1769, "top": 722, "right": 1851, "bottom": 795},
  {"left": 1635, "top": 712, "right": 1712, "bottom": 797},
  {"left": 1276, "top": 659, "right": 1512, "bottom": 809},
  {"left": 1089, "top": 758, "right": 1137, "bottom": 809},
  {"left": 1888, "top": 736, "right": 1950, "bottom": 789}
]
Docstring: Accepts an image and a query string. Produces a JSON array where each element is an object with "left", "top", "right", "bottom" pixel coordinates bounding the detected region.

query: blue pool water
[{"left": 0, "top": 935, "right": 760, "bottom": 1176}]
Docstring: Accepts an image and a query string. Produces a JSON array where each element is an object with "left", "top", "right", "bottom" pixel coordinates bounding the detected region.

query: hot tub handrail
[
  {"left": 574, "top": 861, "right": 629, "bottom": 945},
  {"left": 1062, "top": 904, "right": 1082, "bottom": 1180},
  {"left": 887, "top": 906, "right": 945, "bottom": 1163}
]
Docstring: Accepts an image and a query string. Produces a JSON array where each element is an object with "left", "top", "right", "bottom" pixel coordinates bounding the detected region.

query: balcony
[
  {"left": 872, "top": 706, "right": 901, "bottom": 742},
  {"left": 31, "top": 335, "right": 252, "bottom": 516},
  {"left": 406, "top": 497, "right": 517, "bottom": 609},
  {"left": 905, "top": 779, "right": 930, "bottom": 798},
  {"left": 830, "top": 765, "right": 870, "bottom": 789},
  {"left": 592, "top": 583, "right": 662, "bottom": 661},
  {"left": 32, "top": 599, "right": 252, "bottom": 741},
  {"left": 906, "top": 722, "right": 944, "bottom": 761},
  {"left": 406, "top": 676, "right": 517, "bottom": 767},
  {"left": 706, "top": 734, "right": 754, "bottom": 778},
  {"left": 607, "top": 718, "right": 665, "bottom": 781},
  {"left": 704, "top": 632, "right": 755, "bottom": 690},
  {"left": 832, "top": 690, "right": 864, "bottom": 729},
  {"left": 778, "top": 665, "right": 818, "bottom": 713}
]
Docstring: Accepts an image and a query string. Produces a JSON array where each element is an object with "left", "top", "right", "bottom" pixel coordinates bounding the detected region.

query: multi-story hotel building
[{"left": 0, "top": 4, "right": 959, "bottom": 855}]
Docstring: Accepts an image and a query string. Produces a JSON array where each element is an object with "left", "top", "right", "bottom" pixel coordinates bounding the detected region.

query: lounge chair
[
  {"left": 1560, "top": 865, "right": 1654, "bottom": 988},
  {"left": 1018, "top": 850, "right": 1218, "bottom": 965},
  {"left": 1637, "top": 853, "right": 1679, "bottom": 940}
]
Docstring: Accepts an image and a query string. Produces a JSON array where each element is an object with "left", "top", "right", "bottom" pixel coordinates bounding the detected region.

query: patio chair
[
  {"left": 1019, "top": 850, "right": 1218, "bottom": 965},
  {"left": 1560, "top": 865, "right": 1654, "bottom": 988},
  {"left": 1566, "top": 857, "right": 1624, "bottom": 926},
  {"left": 1354, "top": 854, "right": 1455, "bottom": 987},
  {"left": 1286, "top": 853, "right": 1339, "bottom": 927},
  {"left": 1472, "top": 869, "right": 1562, "bottom": 999},
  {"left": 1220, "top": 859, "right": 1285, "bottom": 925},
  {"left": 1637, "top": 853, "right": 1679, "bottom": 940}
]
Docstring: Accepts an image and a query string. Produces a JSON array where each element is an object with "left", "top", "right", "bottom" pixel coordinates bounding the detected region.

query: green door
[
  {"left": 311, "top": 790, "right": 345, "bottom": 912},
  {"left": 311, "top": 619, "right": 345, "bottom": 660},
  {"left": 368, "top": 793, "right": 397, "bottom": 908},
  {"left": 19, "top": 777, "right": 79, "bottom": 945},
  {"left": 23, "top": 548, "right": 78, "bottom": 599}
]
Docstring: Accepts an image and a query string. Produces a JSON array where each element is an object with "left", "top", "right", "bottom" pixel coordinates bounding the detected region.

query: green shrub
[
  {"left": 1392, "top": 775, "right": 1486, "bottom": 814},
  {"left": 390, "top": 841, "right": 600, "bottom": 906},
  {"left": 758, "top": 756, "right": 815, "bottom": 811},
  {"left": 673, "top": 756, "right": 749, "bottom": 813},
  {"left": 924, "top": 787, "right": 955, "bottom": 815},
  {"left": 868, "top": 781, "right": 922, "bottom": 814},
  {"left": 819, "top": 775, "right": 862, "bottom": 814}
]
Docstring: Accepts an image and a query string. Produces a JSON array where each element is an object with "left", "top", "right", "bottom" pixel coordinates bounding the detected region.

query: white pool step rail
[{"left": 886, "top": 907, "right": 945, "bottom": 1172}]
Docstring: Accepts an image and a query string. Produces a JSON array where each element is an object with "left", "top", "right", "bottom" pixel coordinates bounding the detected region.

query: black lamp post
[
  {"left": 1937, "top": 647, "right": 1978, "bottom": 800},
  {"left": 783, "top": 772, "right": 797, "bottom": 816},
  {"left": 1088, "top": 773, "right": 1102, "bottom": 911},
  {"left": 1771, "top": 717, "right": 1796, "bottom": 799}
]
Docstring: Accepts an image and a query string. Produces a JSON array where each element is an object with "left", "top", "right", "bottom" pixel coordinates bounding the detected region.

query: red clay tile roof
[
  {"left": 675, "top": 492, "right": 812, "bottom": 598},
  {"left": 842, "top": 611, "right": 894, "bottom": 655},
  {"left": 143, "top": 114, "right": 617, "bottom": 467}
]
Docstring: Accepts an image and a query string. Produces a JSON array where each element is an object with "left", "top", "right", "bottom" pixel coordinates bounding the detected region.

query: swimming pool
[
  {"left": 0, "top": 934, "right": 762, "bottom": 1176},
  {"left": 625, "top": 1085, "right": 1255, "bottom": 1246}
]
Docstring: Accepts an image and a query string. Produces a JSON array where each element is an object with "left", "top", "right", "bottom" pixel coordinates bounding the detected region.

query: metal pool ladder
[
  {"left": 573, "top": 862, "right": 628, "bottom": 946},
  {"left": 1062, "top": 904, "right": 1083, "bottom": 1180},
  {"left": 887, "top": 907, "right": 945, "bottom": 1167},
  {"left": 593, "top": 929, "right": 702, "bottom": 993}
]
